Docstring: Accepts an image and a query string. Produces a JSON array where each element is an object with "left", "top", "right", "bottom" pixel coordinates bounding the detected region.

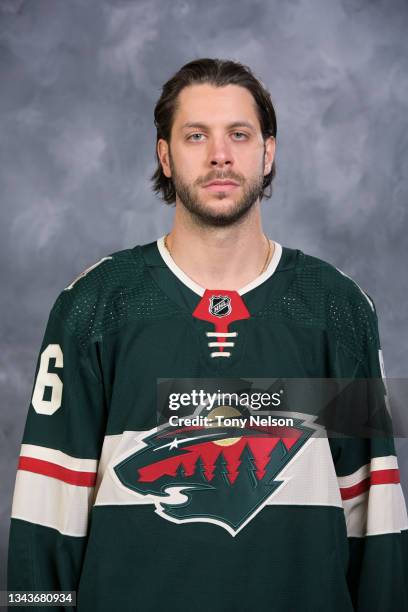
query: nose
[
  {"left": 211, "top": 158, "right": 231, "bottom": 168},
  {"left": 208, "top": 137, "right": 233, "bottom": 168}
]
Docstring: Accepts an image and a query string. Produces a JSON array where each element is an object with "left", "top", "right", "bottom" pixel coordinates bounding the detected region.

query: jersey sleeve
[
  {"left": 328, "top": 291, "right": 408, "bottom": 611},
  {"left": 7, "top": 301, "right": 107, "bottom": 610}
]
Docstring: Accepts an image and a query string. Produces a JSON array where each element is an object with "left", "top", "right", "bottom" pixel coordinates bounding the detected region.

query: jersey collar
[
  {"left": 138, "top": 236, "right": 300, "bottom": 316},
  {"left": 156, "top": 235, "right": 283, "bottom": 297}
]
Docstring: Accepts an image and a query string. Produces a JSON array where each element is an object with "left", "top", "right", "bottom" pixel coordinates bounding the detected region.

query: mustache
[{"left": 199, "top": 172, "right": 242, "bottom": 185}]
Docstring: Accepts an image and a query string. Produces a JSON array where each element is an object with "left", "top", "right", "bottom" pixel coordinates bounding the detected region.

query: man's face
[{"left": 158, "top": 83, "right": 275, "bottom": 227}]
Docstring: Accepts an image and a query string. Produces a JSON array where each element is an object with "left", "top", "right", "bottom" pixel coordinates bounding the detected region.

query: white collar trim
[{"left": 156, "top": 235, "right": 282, "bottom": 297}]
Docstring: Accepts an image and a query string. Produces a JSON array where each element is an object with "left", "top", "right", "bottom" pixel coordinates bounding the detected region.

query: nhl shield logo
[{"left": 209, "top": 295, "right": 232, "bottom": 318}]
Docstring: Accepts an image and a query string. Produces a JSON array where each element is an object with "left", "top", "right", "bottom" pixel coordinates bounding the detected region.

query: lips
[
  {"left": 203, "top": 179, "right": 240, "bottom": 193},
  {"left": 204, "top": 183, "right": 239, "bottom": 193},
  {"left": 204, "top": 180, "right": 239, "bottom": 187}
]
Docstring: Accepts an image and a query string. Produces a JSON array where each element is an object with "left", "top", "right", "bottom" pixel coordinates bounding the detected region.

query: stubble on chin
[{"left": 172, "top": 175, "right": 264, "bottom": 228}]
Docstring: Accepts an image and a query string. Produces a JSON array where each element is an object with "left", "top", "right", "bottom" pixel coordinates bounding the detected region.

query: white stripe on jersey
[
  {"left": 334, "top": 265, "right": 375, "bottom": 311},
  {"left": 337, "top": 457, "right": 408, "bottom": 537},
  {"left": 342, "top": 484, "right": 408, "bottom": 537},
  {"left": 12, "top": 434, "right": 407, "bottom": 539},
  {"left": 11, "top": 470, "right": 95, "bottom": 537},
  {"left": 337, "top": 455, "right": 399, "bottom": 489},
  {"left": 20, "top": 444, "right": 98, "bottom": 472}
]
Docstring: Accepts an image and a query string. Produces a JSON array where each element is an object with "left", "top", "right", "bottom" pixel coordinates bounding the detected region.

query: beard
[{"left": 169, "top": 152, "right": 265, "bottom": 228}]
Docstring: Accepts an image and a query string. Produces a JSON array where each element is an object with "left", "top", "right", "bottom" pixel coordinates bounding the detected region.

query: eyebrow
[{"left": 181, "top": 121, "right": 257, "bottom": 133}]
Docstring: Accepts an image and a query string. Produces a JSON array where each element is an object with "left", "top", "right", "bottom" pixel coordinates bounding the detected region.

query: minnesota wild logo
[{"left": 113, "top": 405, "right": 314, "bottom": 536}]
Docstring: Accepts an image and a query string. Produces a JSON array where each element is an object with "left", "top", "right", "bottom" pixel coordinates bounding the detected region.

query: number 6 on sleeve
[{"left": 31, "top": 344, "right": 63, "bottom": 415}]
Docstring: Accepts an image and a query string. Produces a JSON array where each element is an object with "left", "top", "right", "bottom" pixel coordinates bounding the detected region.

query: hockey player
[{"left": 7, "top": 58, "right": 408, "bottom": 611}]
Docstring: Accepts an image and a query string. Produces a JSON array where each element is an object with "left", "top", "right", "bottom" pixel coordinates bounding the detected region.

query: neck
[{"left": 164, "top": 202, "right": 275, "bottom": 291}]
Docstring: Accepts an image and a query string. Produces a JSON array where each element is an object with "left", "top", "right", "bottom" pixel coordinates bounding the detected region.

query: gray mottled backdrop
[{"left": 1, "top": 0, "right": 407, "bottom": 589}]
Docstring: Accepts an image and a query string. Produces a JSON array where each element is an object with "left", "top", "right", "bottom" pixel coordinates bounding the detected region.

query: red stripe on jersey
[
  {"left": 370, "top": 468, "right": 400, "bottom": 485},
  {"left": 18, "top": 456, "right": 97, "bottom": 487},
  {"left": 340, "top": 468, "right": 400, "bottom": 500}
]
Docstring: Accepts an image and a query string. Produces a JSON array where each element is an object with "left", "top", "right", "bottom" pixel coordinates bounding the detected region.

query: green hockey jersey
[{"left": 7, "top": 236, "right": 408, "bottom": 611}]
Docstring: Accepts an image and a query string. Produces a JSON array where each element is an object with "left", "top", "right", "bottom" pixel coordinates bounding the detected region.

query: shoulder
[
  {"left": 48, "top": 245, "right": 149, "bottom": 349},
  {"left": 296, "top": 248, "right": 376, "bottom": 314},
  {"left": 63, "top": 246, "right": 142, "bottom": 290},
  {"left": 292, "top": 248, "right": 380, "bottom": 356}
]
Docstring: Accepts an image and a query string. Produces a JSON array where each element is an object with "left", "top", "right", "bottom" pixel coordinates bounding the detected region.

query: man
[{"left": 8, "top": 58, "right": 408, "bottom": 611}]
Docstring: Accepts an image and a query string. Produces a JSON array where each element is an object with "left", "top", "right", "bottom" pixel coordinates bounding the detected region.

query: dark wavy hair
[{"left": 150, "top": 58, "right": 277, "bottom": 205}]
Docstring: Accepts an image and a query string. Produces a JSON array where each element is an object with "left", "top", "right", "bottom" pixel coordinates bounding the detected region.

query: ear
[
  {"left": 157, "top": 139, "right": 172, "bottom": 178},
  {"left": 263, "top": 136, "right": 276, "bottom": 175}
]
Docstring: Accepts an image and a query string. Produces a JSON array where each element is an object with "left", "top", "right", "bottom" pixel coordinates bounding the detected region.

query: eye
[
  {"left": 232, "top": 132, "right": 248, "bottom": 140},
  {"left": 187, "top": 132, "right": 249, "bottom": 142},
  {"left": 187, "top": 133, "right": 205, "bottom": 142}
]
